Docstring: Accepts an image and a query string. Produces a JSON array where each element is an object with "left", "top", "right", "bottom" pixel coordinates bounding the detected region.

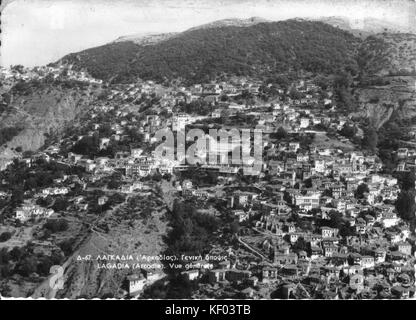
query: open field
[{"left": 311, "top": 132, "right": 355, "bottom": 151}]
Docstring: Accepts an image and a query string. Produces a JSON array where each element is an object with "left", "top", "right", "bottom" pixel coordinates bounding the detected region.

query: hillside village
[
  {"left": 0, "top": 65, "right": 103, "bottom": 86},
  {"left": 0, "top": 63, "right": 415, "bottom": 299}
]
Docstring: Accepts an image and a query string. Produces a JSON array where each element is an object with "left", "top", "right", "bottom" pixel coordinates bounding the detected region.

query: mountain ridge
[
  {"left": 112, "top": 16, "right": 270, "bottom": 46},
  {"left": 58, "top": 19, "right": 362, "bottom": 84},
  {"left": 310, "top": 16, "right": 416, "bottom": 37}
]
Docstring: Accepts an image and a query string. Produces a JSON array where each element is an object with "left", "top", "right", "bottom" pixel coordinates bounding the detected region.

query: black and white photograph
[{"left": 0, "top": 0, "right": 415, "bottom": 305}]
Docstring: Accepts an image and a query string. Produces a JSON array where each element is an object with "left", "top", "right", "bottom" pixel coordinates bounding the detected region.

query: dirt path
[{"left": 237, "top": 236, "right": 270, "bottom": 262}]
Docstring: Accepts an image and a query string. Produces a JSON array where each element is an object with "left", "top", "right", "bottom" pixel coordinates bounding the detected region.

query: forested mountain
[
  {"left": 58, "top": 19, "right": 362, "bottom": 84},
  {"left": 357, "top": 33, "right": 416, "bottom": 77}
]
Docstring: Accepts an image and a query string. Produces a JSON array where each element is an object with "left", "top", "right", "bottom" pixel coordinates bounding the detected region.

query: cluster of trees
[
  {"left": 0, "top": 159, "right": 84, "bottom": 210},
  {"left": 377, "top": 118, "right": 406, "bottom": 172},
  {"left": 258, "top": 85, "right": 281, "bottom": 102},
  {"left": 87, "top": 191, "right": 126, "bottom": 216},
  {"left": 362, "top": 126, "right": 378, "bottom": 152},
  {"left": 165, "top": 201, "right": 219, "bottom": 267},
  {"left": 318, "top": 211, "right": 356, "bottom": 237},
  {"left": 70, "top": 135, "right": 101, "bottom": 157},
  {"left": 43, "top": 218, "right": 69, "bottom": 233},
  {"left": 59, "top": 239, "right": 75, "bottom": 256},
  {"left": 123, "top": 196, "right": 154, "bottom": 221},
  {"left": 176, "top": 99, "right": 214, "bottom": 116},
  {"left": 1, "top": 158, "right": 83, "bottom": 192},
  {"left": 339, "top": 123, "right": 358, "bottom": 139},
  {"left": 11, "top": 80, "right": 44, "bottom": 96},
  {"left": 357, "top": 35, "right": 404, "bottom": 77},
  {"left": 0, "top": 126, "right": 23, "bottom": 147},
  {"left": 51, "top": 197, "right": 69, "bottom": 212},
  {"left": 333, "top": 72, "right": 357, "bottom": 112},
  {"left": 59, "top": 41, "right": 141, "bottom": 83},
  {"left": 396, "top": 191, "right": 416, "bottom": 222},
  {"left": 395, "top": 171, "right": 416, "bottom": 225},
  {"left": 0, "top": 232, "right": 12, "bottom": 242},
  {"left": 0, "top": 245, "right": 64, "bottom": 278},
  {"left": 355, "top": 183, "right": 369, "bottom": 199},
  {"left": 143, "top": 200, "right": 219, "bottom": 298},
  {"left": 70, "top": 127, "right": 144, "bottom": 159},
  {"left": 266, "top": 74, "right": 291, "bottom": 91},
  {"left": 270, "top": 127, "right": 288, "bottom": 140}
]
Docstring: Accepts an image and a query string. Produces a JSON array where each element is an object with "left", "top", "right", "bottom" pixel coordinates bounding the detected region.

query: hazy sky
[{"left": 0, "top": 0, "right": 414, "bottom": 67}]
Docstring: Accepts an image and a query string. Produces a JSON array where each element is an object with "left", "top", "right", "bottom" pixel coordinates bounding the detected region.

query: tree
[
  {"left": 398, "top": 171, "right": 415, "bottom": 191},
  {"left": 52, "top": 198, "right": 69, "bottom": 212},
  {"left": 0, "top": 232, "right": 12, "bottom": 242},
  {"left": 273, "top": 75, "right": 290, "bottom": 90},
  {"left": 15, "top": 256, "right": 37, "bottom": 277},
  {"left": 333, "top": 72, "right": 356, "bottom": 111},
  {"left": 355, "top": 183, "right": 369, "bottom": 199},
  {"left": 340, "top": 124, "right": 357, "bottom": 138},
  {"left": 36, "top": 256, "right": 54, "bottom": 276},
  {"left": 44, "top": 218, "right": 69, "bottom": 233},
  {"left": 230, "top": 221, "right": 240, "bottom": 234},
  {"left": 98, "top": 124, "right": 113, "bottom": 137},
  {"left": 273, "top": 127, "right": 288, "bottom": 140},
  {"left": 328, "top": 211, "right": 343, "bottom": 229},
  {"left": 0, "top": 248, "right": 10, "bottom": 264},
  {"left": 362, "top": 126, "right": 378, "bottom": 152},
  {"left": 10, "top": 188, "right": 24, "bottom": 207},
  {"left": 59, "top": 239, "right": 74, "bottom": 256},
  {"left": 11, "top": 65, "right": 24, "bottom": 74},
  {"left": 107, "top": 179, "right": 121, "bottom": 190},
  {"left": 0, "top": 283, "right": 11, "bottom": 296},
  {"left": 315, "top": 75, "right": 330, "bottom": 90},
  {"left": 334, "top": 71, "right": 352, "bottom": 89},
  {"left": 396, "top": 190, "right": 416, "bottom": 222},
  {"left": 289, "top": 87, "right": 302, "bottom": 100},
  {"left": 71, "top": 135, "right": 100, "bottom": 157},
  {"left": 9, "top": 247, "right": 23, "bottom": 261},
  {"left": 304, "top": 178, "right": 312, "bottom": 188},
  {"left": 293, "top": 237, "right": 308, "bottom": 253},
  {"left": 339, "top": 225, "right": 355, "bottom": 237}
]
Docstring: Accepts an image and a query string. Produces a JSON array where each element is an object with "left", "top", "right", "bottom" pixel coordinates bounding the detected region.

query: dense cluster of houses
[
  {"left": 0, "top": 64, "right": 103, "bottom": 86},
  {"left": 15, "top": 201, "right": 54, "bottom": 222},
  {"left": 1, "top": 73, "right": 415, "bottom": 299}
]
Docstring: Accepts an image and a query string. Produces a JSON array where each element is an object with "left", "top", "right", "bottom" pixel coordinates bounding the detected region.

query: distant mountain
[
  {"left": 185, "top": 16, "right": 270, "bottom": 32},
  {"left": 112, "top": 17, "right": 269, "bottom": 46},
  {"left": 312, "top": 16, "right": 416, "bottom": 38},
  {"left": 113, "top": 32, "right": 178, "bottom": 46},
  {"left": 58, "top": 19, "right": 361, "bottom": 83}
]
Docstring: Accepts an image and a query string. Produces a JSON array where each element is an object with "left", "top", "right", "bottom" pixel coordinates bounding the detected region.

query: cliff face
[
  {"left": 351, "top": 76, "right": 416, "bottom": 128},
  {"left": 355, "top": 102, "right": 396, "bottom": 129},
  {"left": 0, "top": 81, "right": 101, "bottom": 167}
]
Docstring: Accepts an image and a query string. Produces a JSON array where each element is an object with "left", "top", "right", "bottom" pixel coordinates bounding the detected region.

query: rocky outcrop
[
  {"left": 351, "top": 76, "right": 416, "bottom": 128},
  {"left": 0, "top": 81, "right": 101, "bottom": 163}
]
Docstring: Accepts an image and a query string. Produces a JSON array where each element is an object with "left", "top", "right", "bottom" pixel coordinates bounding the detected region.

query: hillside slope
[
  {"left": 357, "top": 33, "right": 416, "bottom": 77},
  {"left": 313, "top": 16, "right": 416, "bottom": 37},
  {"left": 113, "top": 17, "right": 269, "bottom": 46},
  {"left": 0, "top": 80, "right": 101, "bottom": 168},
  {"left": 59, "top": 19, "right": 361, "bottom": 83}
]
